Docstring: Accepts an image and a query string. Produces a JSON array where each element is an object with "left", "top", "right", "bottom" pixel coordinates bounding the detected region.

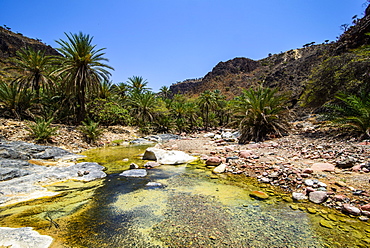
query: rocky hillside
[
  {"left": 0, "top": 26, "right": 59, "bottom": 58},
  {"left": 170, "top": 44, "right": 332, "bottom": 105},
  {"left": 170, "top": 4, "right": 370, "bottom": 106}
]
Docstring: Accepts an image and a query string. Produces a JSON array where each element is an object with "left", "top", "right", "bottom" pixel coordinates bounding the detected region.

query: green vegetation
[
  {"left": 26, "top": 118, "right": 58, "bottom": 143},
  {"left": 79, "top": 120, "right": 104, "bottom": 143},
  {"left": 54, "top": 32, "right": 114, "bottom": 123},
  {"left": 234, "top": 86, "right": 290, "bottom": 143},
  {"left": 2, "top": 29, "right": 368, "bottom": 144},
  {"left": 324, "top": 91, "right": 370, "bottom": 138},
  {"left": 302, "top": 45, "right": 370, "bottom": 108}
]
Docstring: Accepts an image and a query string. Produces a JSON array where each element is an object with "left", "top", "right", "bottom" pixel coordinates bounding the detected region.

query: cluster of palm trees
[{"left": 0, "top": 31, "right": 295, "bottom": 143}]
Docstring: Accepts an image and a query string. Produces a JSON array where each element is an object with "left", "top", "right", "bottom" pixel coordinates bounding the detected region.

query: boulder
[
  {"left": 142, "top": 147, "right": 197, "bottom": 165},
  {"left": 308, "top": 191, "right": 328, "bottom": 204},
  {"left": 119, "top": 169, "right": 147, "bottom": 177},
  {"left": 206, "top": 157, "right": 222, "bottom": 166},
  {"left": 0, "top": 227, "right": 53, "bottom": 248}
]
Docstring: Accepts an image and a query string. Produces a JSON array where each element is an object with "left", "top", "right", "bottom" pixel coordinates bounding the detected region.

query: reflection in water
[{"left": 0, "top": 145, "right": 369, "bottom": 247}]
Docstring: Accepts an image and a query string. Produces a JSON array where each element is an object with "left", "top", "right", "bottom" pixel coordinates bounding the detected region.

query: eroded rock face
[
  {"left": 142, "top": 147, "right": 197, "bottom": 165},
  {"left": 0, "top": 227, "right": 53, "bottom": 248}
]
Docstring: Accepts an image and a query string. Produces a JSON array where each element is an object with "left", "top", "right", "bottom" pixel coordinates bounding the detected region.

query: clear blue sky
[{"left": 1, "top": 0, "right": 367, "bottom": 91}]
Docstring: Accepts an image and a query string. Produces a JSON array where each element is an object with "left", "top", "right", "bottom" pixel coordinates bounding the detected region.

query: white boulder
[{"left": 142, "top": 148, "right": 197, "bottom": 165}]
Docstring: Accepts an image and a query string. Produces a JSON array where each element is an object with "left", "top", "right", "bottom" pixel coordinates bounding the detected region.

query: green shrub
[
  {"left": 324, "top": 91, "right": 370, "bottom": 138},
  {"left": 26, "top": 118, "right": 58, "bottom": 143},
  {"left": 80, "top": 120, "right": 104, "bottom": 144},
  {"left": 87, "top": 98, "right": 130, "bottom": 126},
  {"left": 234, "top": 86, "right": 290, "bottom": 143}
]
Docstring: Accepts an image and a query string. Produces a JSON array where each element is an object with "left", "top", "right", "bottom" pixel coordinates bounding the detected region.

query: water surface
[{"left": 0, "top": 145, "right": 369, "bottom": 247}]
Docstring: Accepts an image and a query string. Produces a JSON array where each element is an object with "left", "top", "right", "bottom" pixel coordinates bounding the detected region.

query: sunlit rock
[
  {"left": 142, "top": 147, "right": 197, "bottom": 165},
  {"left": 0, "top": 227, "right": 53, "bottom": 248}
]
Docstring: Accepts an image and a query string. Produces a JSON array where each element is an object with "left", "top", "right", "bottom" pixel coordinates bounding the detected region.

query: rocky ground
[
  {"left": 0, "top": 117, "right": 370, "bottom": 220},
  {"left": 158, "top": 122, "right": 370, "bottom": 221}
]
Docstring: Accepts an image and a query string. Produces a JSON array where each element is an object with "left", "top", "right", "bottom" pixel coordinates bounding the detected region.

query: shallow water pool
[{"left": 0, "top": 145, "right": 369, "bottom": 247}]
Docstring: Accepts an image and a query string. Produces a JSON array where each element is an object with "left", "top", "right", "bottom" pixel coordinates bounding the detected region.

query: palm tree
[
  {"left": 324, "top": 91, "right": 370, "bottom": 138},
  {"left": 159, "top": 85, "right": 171, "bottom": 99},
  {"left": 126, "top": 76, "right": 151, "bottom": 94},
  {"left": 53, "top": 32, "right": 114, "bottom": 123},
  {"left": 128, "top": 91, "right": 157, "bottom": 126},
  {"left": 0, "top": 81, "right": 36, "bottom": 119},
  {"left": 235, "top": 86, "right": 290, "bottom": 143},
  {"left": 8, "top": 47, "right": 54, "bottom": 99},
  {"left": 198, "top": 90, "right": 218, "bottom": 130},
  {"left": 98, "top": 79, "right": 113, "bottom": 99},
  {"left": 111, "top": 82, "right": 129, "bottom": 100}
]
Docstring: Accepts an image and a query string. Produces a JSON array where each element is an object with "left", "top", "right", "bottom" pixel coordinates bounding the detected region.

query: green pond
[{"left": 1, "top": 145, "right": 370, "bottom": 247}]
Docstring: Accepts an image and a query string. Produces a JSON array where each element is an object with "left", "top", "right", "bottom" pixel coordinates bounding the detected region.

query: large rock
[
  {"left": 0, "top": 160, "right": 106, "bottom": 206},
  {"left": 142, "top": 147, "right": 197, "bottom": 165},
  {"left": 0, "top": 227, "right": 53, "bottom": 248},
  {"left": 0, "top": 140, "right": 82, "bottom": 160}
]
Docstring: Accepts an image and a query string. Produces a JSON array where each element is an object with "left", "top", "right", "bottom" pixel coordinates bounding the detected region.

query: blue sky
[{"left": 1, "top": 0, "right": 366, "bottom": 91}]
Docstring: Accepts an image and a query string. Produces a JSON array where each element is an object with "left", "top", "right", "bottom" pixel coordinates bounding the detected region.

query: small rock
[
  {"left": 310, "top": 163, "right": 335, "bottom": 172},
  {"left": 144, "top": 161, "right": 161, "bottom": 168},
  {"left": 292, "top": 192, "right": 308, "bottom": 201},
  {"left": 145, "top": 182, "right": 163, "bottom": 187},
  {"left": 119, "top": 169, "right": 147, "bottom": 177},
  {"left": 129, "top": 163, "right": 139, "bottom": 169},
  {"left": 342, "top": 204, "right": 361, "bottom": 216},
  {"left": 307, "top": 208, "right": 317, "bottom": 214},
  {"left": 309, "top": 191, "right": 328, "bottom": 204},
  {"left": 206, "top": 157, "right": 222, "bottom": 166},
  {"left": 320, "top": 219, "right": 334, "bottom": 229},
  {"left": 304, "top": 179, "right": 314, "bottom": 186},
  {"left": 249, "top": 190, "right": 269, "bottom": 200},
  {"left": 213, "top": 163, "right": 227, "bottom": 174},
  {"left": 359, "top": 216, "right": 369, "bottom": 222},
  {"left": 238, "top": 150, "right": 254, "bottom": 158},
  {"left": 302, "top": 168, "right": 314, "bottom": 174},
  {"left": 360, "top": 204, "right": 370, "bottom": 211}
]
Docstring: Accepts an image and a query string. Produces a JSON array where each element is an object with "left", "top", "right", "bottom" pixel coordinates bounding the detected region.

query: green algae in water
[{"left": 1, "top": 145, "right": 370, "bottom": 248}]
